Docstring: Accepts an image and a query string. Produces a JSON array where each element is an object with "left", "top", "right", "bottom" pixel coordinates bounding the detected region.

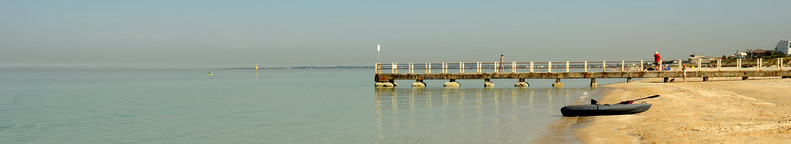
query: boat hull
[{"left": 560, "top": 104, "right": 652, "bottom": 116}]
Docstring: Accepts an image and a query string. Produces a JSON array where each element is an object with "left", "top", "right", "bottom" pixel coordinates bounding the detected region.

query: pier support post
[
  {"left": 411, "top": 79, "right": 426, "bottom": 87},
  {"left": 444, "top": 79, "right": 461, "bottom": 88},
  {"left": 703, "top": 77, "right": 709, "bottom": 82},
  {"left": 484, "top": 79, "right": 495, "bottom": 88},
  {"left": 590, "top": 78, "right": 597, "bottom": 87},
  {"left": 515, "top": 78, "right": 529, "bottom": 87},
  {"left": 663, "top": 77, "right": 669, "bottom": 83},
  {"left": 375, "top": 79, "right": 397, "bottom": 87},
  {"left": 552, "top": 78, "right": 564, "bottom": 88},
  {"left": 627, "top": 78, "right": 632, "bottom": 83}
]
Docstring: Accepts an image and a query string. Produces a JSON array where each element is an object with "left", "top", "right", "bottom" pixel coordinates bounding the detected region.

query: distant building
[
  {"left": 732, "top": 51, "right": 747, "bottom": 58},
  {"left": 777, "top": 40, "right": 791, "bottom": 55},
  {"left": 747, "top": 49, "right": 776, "bottom": 57}
]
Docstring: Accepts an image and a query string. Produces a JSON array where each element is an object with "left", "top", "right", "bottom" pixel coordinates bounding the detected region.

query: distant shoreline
[{"left": 224, "top": 65, "right": 374, "bottom": 70}]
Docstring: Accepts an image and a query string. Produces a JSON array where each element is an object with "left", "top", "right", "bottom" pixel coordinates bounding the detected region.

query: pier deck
[
  {"left": 376, "top": 70, "right": 791, "bottom": 81},
  {"left": 374, "top": 58, "right": 791, "bottom": 87}
]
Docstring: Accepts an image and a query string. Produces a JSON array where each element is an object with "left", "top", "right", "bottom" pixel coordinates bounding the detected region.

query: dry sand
[{"left": 572, "top": 77, "right": 791, "bottom": 143}]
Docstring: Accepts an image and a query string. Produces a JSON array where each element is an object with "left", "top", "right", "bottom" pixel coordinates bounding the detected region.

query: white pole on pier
[
  {"left": 548, "top": 61, "right": 552, "bottom": 73},
  {"left": 678, "top": 59, "right": 682, "bottom": 71},
  {"left": 717, "top": 59, "right": 721, "bottom": 71},
  {"left": 377, "top": 44, "right": 380, "bottom": 64},
  {"left": 512, "top": 61, "right": 517, "bottom": 73},
  {"left": 621, "top": 60, "right": 625, "bottom": 72},
  {"left": 428, "top": 63, "right": 432, "bottom": 74},
  {"left": 778, "top": 58, "right": 782, "bottom": 71},
  {"left": 460, "top": 62, "right": 464, "bottom": 73},
  {"left": 530, "top": 61, "right": 534, "bottom": 73},
  {"left": 640, "top": 60, "right": 644, "bottom": 72},
  {"left": 602, "top": 61, "right": 606, "bottom": 72},
  {"left": 442, "top": 62, "right": 446, "bottom": 73},
  {"left": 409, "top": 63, "right": 413, "bottom": 74},
  {"left": 477, "top": 62, "right": 481, "bottom": 73},
  {"left": 758, "top": 58, "right": 762, "bottom": 71},
  {"left": 566, "top": 61, "right": 570, "bottom": 72},
  {"left": 737, "top": 59, "right": 741, "bottom": 71},
  {"left": 584, "top": 61, "right": 588, "bottom": 72}
]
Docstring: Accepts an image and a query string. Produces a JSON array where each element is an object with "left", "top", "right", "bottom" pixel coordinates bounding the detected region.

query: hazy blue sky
[{"left": 2, "top": 0, "right": 790, "bottom": 69}]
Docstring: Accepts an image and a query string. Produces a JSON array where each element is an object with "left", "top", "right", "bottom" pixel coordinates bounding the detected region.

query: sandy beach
[{"left": 570, "top": 77, "right": 791, "bottom": 143}]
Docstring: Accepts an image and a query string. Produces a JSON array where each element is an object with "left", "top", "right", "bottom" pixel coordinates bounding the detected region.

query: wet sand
[{"left": 570, "top": 77, "right": 791, "bottom": 143}]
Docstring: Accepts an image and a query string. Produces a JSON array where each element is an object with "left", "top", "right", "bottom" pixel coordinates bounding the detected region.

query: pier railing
[{"left": 375, "top": 58, "right": 787, "bottom": 74}]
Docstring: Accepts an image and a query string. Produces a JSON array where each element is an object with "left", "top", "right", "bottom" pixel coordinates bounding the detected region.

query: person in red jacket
[{"left": 654, "top": 51, "right": 661, "bottom": 70}]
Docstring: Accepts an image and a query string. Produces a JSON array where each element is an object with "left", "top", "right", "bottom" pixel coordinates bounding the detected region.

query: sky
[{"left": 1, "top": 0, "right": 790, "bottom": 69}]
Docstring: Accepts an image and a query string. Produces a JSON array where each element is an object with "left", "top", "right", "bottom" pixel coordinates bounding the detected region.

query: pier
[{"left": 374, "top": 58, "right": 791, "bottom": 88}]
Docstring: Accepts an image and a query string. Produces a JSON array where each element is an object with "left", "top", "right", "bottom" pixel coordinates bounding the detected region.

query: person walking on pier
[
  {"left": 653, "top": 51, "right": 661, "bottom": 70},
  {"left": 499, "top": 54, "right": 505, "bottom": 73}
]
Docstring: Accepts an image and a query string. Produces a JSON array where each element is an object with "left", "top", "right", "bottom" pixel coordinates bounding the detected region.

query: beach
[{"left": 574, "top": 77, "right": 791, "bottom": 143}]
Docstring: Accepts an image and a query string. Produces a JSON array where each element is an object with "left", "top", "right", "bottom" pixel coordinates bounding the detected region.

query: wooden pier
[{"left": 374, "top": 58, "right": 791, "bottom": 87}]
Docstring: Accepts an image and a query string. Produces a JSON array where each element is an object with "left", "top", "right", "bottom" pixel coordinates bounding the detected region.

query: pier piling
[{"left": 552, "top": 78, "right": 564, "bottom": 88}]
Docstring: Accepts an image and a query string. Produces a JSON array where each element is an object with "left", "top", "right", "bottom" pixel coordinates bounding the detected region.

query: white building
[{"left": 777, "top": 40, "right": 791, "bottom": 55}]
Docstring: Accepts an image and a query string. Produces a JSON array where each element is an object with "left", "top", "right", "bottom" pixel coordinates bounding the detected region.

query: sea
[{"left": 0, "top": 68, "right": 624, "bottom": 143}]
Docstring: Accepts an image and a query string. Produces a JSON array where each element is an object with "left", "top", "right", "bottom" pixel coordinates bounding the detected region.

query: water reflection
[{"left": 373, "top": 87, "right": 595, "bottom": 143}]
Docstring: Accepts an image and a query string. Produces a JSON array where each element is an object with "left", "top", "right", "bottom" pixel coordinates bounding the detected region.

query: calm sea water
[{"left": 0, "top": 69, "right": 623, "bottom": 143}]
